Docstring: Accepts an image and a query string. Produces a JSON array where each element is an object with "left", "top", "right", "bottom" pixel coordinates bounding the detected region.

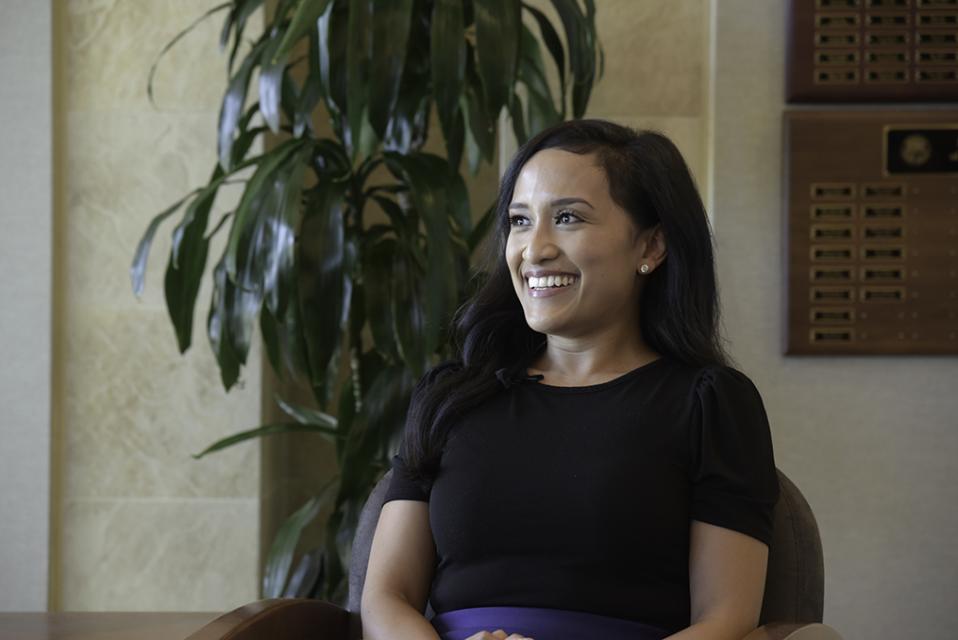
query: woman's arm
[
  {"left": 664, "top": 520, "right": 770, "bottom": 640},
  {"left": 361, "top": 500, "right": 441, "bottom": 640}
]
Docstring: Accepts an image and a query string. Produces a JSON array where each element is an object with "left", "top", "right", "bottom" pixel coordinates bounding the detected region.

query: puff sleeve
[
  {"left": 383, "top": 454, "right": 432, "bottom": 503},
  {"left": 689, "top": 366, "right": 780, "bottom": 546}
]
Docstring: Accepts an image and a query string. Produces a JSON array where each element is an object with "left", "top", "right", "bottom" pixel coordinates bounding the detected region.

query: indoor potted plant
[{"left": 132, "top": 0, "right": 603, "bottom": 605}]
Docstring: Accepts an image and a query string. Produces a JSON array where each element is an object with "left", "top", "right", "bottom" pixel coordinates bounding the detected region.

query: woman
[{"left": 360, "top": 119, "right": 780, "bottom": 640}]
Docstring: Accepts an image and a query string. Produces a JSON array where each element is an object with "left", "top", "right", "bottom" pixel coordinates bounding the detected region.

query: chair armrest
[
  {"left": 742, "top": 622, "right": 843, "bottom": 640},
  {"left": 184, "top": 598, "right": 353, "bottom": 640}
]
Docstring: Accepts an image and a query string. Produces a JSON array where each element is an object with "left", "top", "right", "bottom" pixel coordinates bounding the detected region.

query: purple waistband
[{"left": 430, "top": 606, "right": 671, "bottom": 640}]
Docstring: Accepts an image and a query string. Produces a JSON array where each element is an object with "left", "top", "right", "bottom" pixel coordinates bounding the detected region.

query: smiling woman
[
  {"left": 504, "top": 146, "right": 667, "bottom": 383},
  {"left": 360, "top": 119, "right": 780, "bottom": 640}
]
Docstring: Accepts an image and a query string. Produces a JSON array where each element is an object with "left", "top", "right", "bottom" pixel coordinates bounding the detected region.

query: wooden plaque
[
  {"left": 783, "top": 109, "right": 958, "bottom": 354},
  {"left": 787, "top": 0, "right": 958, "bottom": 102}
]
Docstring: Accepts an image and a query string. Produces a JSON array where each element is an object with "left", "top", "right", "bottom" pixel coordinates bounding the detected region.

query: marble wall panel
[
  {"left": 60, "top": 305, "right": 259, "bottom": 500},
  {"left": 64, "top": 0, "right": 229, "bottom": 112},
  {"left": 55, "top": 0, "right": 263, "bottom": 611},
  {"left": 588, "top": 0, "right": 705, "bottom": 118},
  {"left": 63, "top": 110, "right": 242, "bottom": 309},
  {"left": 59, "top": 498, "right": 258, "bottom": 611}
]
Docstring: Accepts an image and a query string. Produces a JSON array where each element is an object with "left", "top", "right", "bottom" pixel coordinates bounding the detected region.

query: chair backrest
[
  {"left": 347, "top": 468, "right": 824, "bottom": 626},
  {"left": 759, "top": 469, "right": 825, "bottom": 625}
]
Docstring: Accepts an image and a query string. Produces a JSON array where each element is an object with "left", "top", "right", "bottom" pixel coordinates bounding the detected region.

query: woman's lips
[{"left": 526, "top": 279, "right": 579, "bottom": 298}]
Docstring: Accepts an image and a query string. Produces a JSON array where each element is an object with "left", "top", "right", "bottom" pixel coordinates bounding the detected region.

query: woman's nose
[{"left": 522, "top": 222, "right": 559, "bottom": 263}]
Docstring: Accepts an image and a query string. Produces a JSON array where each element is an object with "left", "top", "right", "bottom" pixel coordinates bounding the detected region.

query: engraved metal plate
[
  {"left": 788, "top": 0, "right": 958, "bottom": 102},
  {"left": 783, "top": 110, "right": 958, "bottom": 354}
]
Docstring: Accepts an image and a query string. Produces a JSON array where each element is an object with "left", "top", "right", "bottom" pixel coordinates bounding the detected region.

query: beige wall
[
  {"left": 50, "top": 0, "right": 262, "bottom": 611},
  {"left": 712, "top": 2, "right": 958, "bottom": 638},
  {"left": 514, "top": 0, "right": 710, "bottom": 195},
  {"left": 0, "top": 0, "right": 53, "bottom": 612}
]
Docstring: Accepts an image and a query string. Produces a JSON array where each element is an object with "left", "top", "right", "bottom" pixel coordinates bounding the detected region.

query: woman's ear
[{"left": 637, "top": 223, "right": 668, "bottom": 272}]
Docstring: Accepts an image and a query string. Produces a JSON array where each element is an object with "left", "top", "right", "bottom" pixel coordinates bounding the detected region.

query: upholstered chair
[{"left": 186, "top": 469, "right": 842, "bottom": 640}]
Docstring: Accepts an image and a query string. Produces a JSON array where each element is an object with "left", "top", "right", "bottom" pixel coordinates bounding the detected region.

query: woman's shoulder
[{"left": 658, "top": 358, "right": 763, "bottom": 403}]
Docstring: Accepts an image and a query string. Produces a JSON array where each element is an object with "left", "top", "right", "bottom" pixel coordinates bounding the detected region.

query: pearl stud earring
[{"left": 639, "top": 264, "right": 650, "bottom": 274}]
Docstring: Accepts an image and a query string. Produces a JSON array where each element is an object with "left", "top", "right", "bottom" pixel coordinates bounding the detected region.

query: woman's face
[{"left": 505, "top": 148, "right": 655, "bottom": 339}]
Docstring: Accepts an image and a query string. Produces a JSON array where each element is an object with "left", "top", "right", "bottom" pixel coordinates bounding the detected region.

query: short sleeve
[
  {"left": 383, "top": 454, "right": 432, "bottom": 503},
  {"left": 689, "top": 366, "right": 780, "bottom": 546}
]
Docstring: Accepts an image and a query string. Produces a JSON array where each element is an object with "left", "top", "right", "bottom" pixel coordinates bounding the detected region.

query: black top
[{"left": 383, "top": 356, "right": 780, "bottom": 634}]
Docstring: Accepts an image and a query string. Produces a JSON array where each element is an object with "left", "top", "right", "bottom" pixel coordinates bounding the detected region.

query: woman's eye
[{"left": 508, "top": 211, "right": 580, "bottom": 226}]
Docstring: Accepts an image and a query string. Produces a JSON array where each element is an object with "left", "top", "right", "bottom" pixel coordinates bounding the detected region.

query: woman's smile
[{"left": 526, "top": 275, "right": 580, "bottom": 298}]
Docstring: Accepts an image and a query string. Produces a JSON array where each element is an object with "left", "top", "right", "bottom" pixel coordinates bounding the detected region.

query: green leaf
[
  {"left": 294, "top": 31, "right": 323, "bottom": 137},
  {"left": 390, "top": 248, "right": 426, "bottom": 380},
  {"left": 383, "top": 153, "right": 459, "bottom": 357},
  {"left": 269, "top": 272, "right": 315, "bottom": 388},
  {"left": 192, "top": 421, "right": 340, "bottom": 460},
  {"left": 229, "top": 173, "right": 281, "bottom": 364},
  {"left": 208, "top": 258, "right": 242, "bottom": 390},
  {"left": 521, "top": 2, "right": 566, "bottom": 119},
  {"left": 147, "top": 2, "right": 231, "bottom": 107},
  {"left": 474, "top": 0, "right": 520, "bottom": 120},
  {"left": 444, "top": 102, "right": 466, "bottom": 173},
  {"left": 218, "top": 35, "right": 269, "bottom": 171},
  {"left": 431, "top": 0, "right": 465, "bottom": 150},
  {"left": 260, "top": 301, "right": 283, "bottom": 376},
  {"left": 164, "top": 186, "right": 216, "bottom": 353},
  {"left": 381, "top": 8, "right": 432, "bottom": 154},
  {"left": 282, "top": 548, "right": 323, "bottom": 598},
  {"left": 131, "top": 189, "right": 200, "bottom": 297},
  {"left": 273, "top": 0, "right": 334, "bottom": 63},
  {"left": 371, "top": 195, "right": 415, "bottom": 248},
  {"left": 447, "top": 162, "right": 471, "bottom": 240},
  {"left": 517, "top": 20, "right": 562, "bottom": 138},
  {"left": 222, "top": 0, "right": 266, "bottom": 75},
  {"left": 260, "top": 149, "right": 308, "bottom": 318},
  {"left": 258, "top": 31, "right": 287, "bottom": 133},
  {"left": 224, "top": 137, "right": 305, "bottom": 281},
  {"left": 262, "top": 477, "right": 338, "bottom": 598},
  {"left": 463, "top": 45, "right": 495, "bottom": 163},
  {"left": 459, "top": 94, "right": 483, "bottom": 175},
  {"left": 519, "top": 22, "right": 557, "bottom": 107},
  {"left": 318, "top": 0, "right": 348, "bottom": 123},
  {"left": 549, "top": 0, "right": 596, "bottom": 118},
  {"left": 274, "top": 393, "right": 338, "bottom": 429},
  {"left": 332, "top": 376, "right": 357, "bottom": 466},
  {"left": 298, "top": 179, "right": 349, "bottom": 391},
  {"left": 346, "top": 0, "right": 373, "bottom": 163},
  {"left": 362, "top": 237, "right": 400, "bottom": 362},
  {"left": 369, "top": 0, "right": 414, "bottom": 140}
]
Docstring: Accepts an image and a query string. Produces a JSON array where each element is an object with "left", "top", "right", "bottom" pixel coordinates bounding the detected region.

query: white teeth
[{"left": 527, "top": 275, "right": 578, "bottom": 289}]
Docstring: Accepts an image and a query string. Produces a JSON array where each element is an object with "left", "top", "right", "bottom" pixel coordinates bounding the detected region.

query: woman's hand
[{"left": 464, "top": 630, "right": 534, "bottom": 640}]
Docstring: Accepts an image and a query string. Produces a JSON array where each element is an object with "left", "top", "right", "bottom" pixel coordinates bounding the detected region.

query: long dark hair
[{"left": 397, "top": 118, "right": 732, "bottom": 485}]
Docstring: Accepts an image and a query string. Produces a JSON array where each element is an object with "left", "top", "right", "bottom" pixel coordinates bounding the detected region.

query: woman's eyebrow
[{"left": 508, "top": 197, "right": 594, "bottom": 210}]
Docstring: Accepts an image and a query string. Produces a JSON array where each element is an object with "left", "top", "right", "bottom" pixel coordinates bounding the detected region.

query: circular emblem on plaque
[{"left": 899, "top": 134, "right": 932, "bottom": 167}]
